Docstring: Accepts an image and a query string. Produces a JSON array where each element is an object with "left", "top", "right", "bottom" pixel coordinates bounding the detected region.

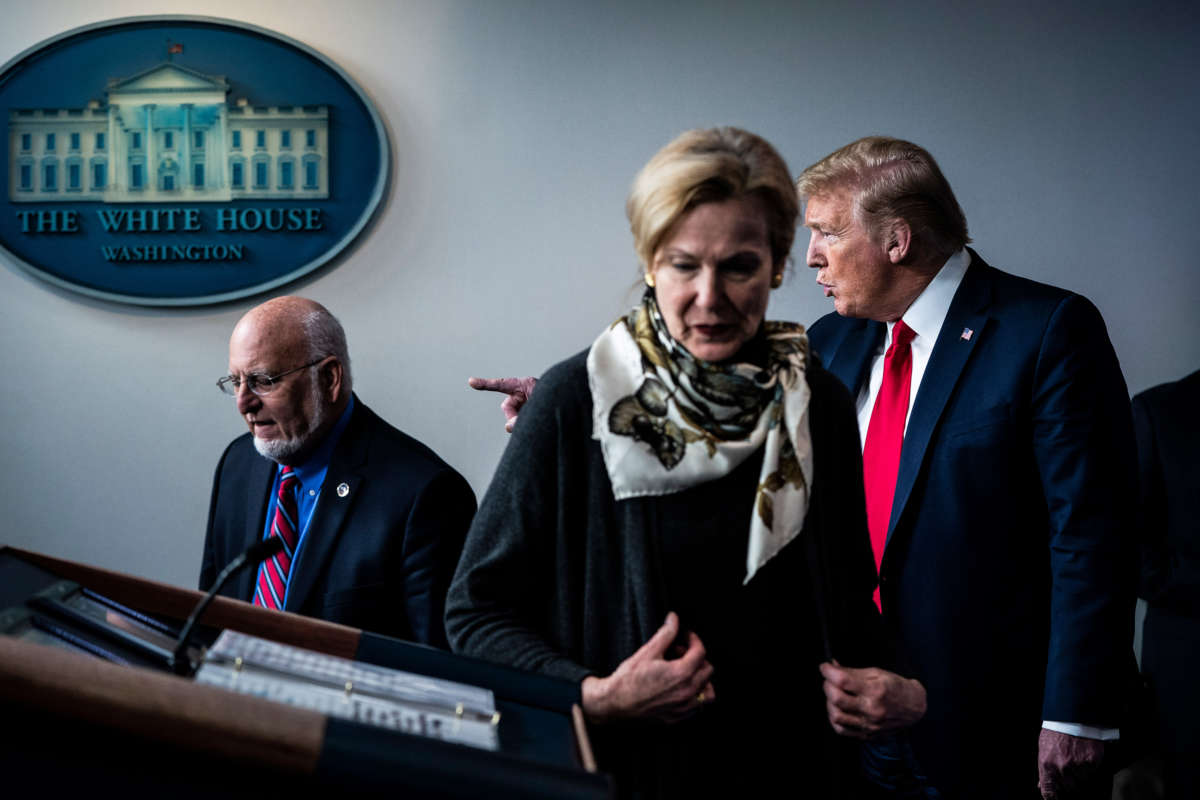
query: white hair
[{"left": 302, "top": 307, "right": 352, "bottom": 393}]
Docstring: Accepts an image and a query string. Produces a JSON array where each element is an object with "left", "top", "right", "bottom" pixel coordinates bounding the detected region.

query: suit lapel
[
  {"left": 236, "top": 455, "right": 276, "bottom": 602},
  {"left": 824, "top": 317, "right": 885, "bottom": 400},
  {"left": 284, "top": 402, "right": 368, "bottom": 614},
  {"left": 885, "top": 256, "right": 993, "bottom": 551}
]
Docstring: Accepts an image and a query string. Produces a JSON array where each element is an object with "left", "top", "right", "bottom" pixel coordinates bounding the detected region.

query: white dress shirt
[
  {"left": 855, "top": 249, "right": 971, "bottom": 443},
  {"left": 855, "top": 248, "right": 1117, "bottom": 742}
]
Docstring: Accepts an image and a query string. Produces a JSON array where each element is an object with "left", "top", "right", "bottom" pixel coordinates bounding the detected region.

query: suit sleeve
[
  {"left": 1032, "top": 294, "right": 1137, "bottom": 725},
  {"left": 399, "top": 468, "right": 477, "bottom": 649},
  {"left": 1133, "top": 389, "right": 1200, "bottom": 615},
  {"left": 199, "top": 443, "right": 234, "bottom": 591},
  {"left": 1133, "top": 392, "right": 1169, "bottom": 605}
]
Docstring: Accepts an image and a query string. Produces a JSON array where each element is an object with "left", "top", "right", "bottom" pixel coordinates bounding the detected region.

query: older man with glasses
[{"left": 201, "top": 296, "right": 476, "bottom": 647}]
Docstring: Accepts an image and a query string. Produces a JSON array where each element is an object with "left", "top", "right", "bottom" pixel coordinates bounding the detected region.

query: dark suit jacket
[
  {"left": 200, "top": 396, "right": 476, "bottom": 648},
  {"left": 809, "top": 251, "right": 1137, "bottom": 799},
  {"left": 1133, "top": 370, "right": 1200, "bottom": 762}
]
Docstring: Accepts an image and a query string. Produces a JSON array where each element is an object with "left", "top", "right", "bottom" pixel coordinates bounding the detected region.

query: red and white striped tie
[{"left": 254, "top": 467, "right": 300, "bottom": 610}]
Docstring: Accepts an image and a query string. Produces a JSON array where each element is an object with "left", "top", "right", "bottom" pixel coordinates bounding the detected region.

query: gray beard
[
  {"left": 253, "top": 381, "right": 328, "bottom": 464},
  {"left": 254, "top": 433, "right": 310, "bottom": 462}
]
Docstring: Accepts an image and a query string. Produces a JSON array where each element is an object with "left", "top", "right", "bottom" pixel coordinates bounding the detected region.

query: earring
[
  {"left": 644, "top": 272, "right": 656, "bottom": 288},
  {"left": 770, "top": 272, "right": 783, "bottom": 288}
]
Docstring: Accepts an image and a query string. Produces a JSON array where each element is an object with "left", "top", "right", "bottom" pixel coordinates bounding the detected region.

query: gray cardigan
[{"left": 446, "top": 349, "right": 882, "bottom": 797}]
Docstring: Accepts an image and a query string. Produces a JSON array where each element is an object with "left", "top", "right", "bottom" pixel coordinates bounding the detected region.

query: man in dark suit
[
  {"left": 200, "top": 296, "right": 476, "bottom": 647},
  {"left": 799, "top": 137, "right": 1136, "bottom": 799},
  {"left": 1133, "top": 369, "right": 1200, "bottom": 797}
]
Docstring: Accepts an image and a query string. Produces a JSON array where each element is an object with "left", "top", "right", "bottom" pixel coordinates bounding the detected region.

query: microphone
[{"left": 169, "top": 536, "right": 285, "bottom": 675}]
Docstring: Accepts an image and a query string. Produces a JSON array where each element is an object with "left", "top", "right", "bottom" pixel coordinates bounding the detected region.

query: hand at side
[{"left": 1037, "top": 729, "right": 1106, "bottom": 799}]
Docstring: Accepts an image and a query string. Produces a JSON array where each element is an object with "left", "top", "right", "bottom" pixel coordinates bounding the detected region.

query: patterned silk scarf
[{"left": 587, "top": 291, "right": 814, "bottom": 583}]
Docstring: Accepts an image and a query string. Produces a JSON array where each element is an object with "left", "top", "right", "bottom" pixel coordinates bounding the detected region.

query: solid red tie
[
  {"left": 254, "top": 467, "right": 300, "bottom": 610},
  {"left": 862, "top": 320, "right": 916, "bottom": 611}
]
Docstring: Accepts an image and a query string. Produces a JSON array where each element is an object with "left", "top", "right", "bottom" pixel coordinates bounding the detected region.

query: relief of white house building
[{"left": 8, "top": 62, "right": 328, "bottom": 203}]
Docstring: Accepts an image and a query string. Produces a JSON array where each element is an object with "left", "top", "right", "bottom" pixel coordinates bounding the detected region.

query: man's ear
[
  {"left": 886, "top": 220, "right": 912, "bottom": 264},
  {"left": 321, "top": 358, "right": 345, "bottom": 404}
]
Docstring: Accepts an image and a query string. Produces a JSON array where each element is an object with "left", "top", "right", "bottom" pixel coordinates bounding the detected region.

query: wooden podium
[{"left": 0, "top": 546, "right": 610, "bottom": 798}]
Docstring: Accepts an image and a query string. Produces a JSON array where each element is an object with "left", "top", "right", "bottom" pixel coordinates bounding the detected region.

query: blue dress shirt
[{"left": 255, "top": 395, "right": 356, "bottom": 609}]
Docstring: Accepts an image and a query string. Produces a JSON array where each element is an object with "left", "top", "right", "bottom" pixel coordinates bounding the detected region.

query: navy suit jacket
[
  {"left": 809, "top": 252, "right": 1136, "bottom": 798},
  {"left": 1133, "top": 370, "right": 1200, "bottom": 764},
  {"left": 200, "top": 396, "right": 476, "bottom": 648}
]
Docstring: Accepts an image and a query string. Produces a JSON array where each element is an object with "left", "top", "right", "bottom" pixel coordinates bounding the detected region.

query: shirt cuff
[{"left": 1042, "top": 721, "right": 1120, "bottom": 741}]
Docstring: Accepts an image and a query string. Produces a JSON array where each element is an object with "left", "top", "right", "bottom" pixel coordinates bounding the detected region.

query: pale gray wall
[{"left": 2, "top": 0, "right": 1197, "bottom": 590}]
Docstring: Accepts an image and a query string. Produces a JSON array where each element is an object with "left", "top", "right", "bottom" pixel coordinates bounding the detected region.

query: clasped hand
[
  {"left": 819, "top": 659, "right": 926, "bottom": 739},
  {"left": 581, "top": 612, "right": 715, "bottom": 724}
]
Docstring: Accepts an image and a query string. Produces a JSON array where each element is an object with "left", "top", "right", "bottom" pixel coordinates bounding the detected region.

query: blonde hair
[
  {"left": 627, "top": 127, "right": 798, "bottom": 271},
  {"left": 797, "top": 136, "right": 970, "bottom": 259}
]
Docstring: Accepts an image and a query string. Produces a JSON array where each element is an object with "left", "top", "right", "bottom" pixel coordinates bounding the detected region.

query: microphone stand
[{"left": 169, "top": 536, "right": 284, "bottom": 676}]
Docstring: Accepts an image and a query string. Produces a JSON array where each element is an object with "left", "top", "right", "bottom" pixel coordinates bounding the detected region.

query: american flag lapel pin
[{"left": 961, "top": 327, "right": 974, "bottom": 341}]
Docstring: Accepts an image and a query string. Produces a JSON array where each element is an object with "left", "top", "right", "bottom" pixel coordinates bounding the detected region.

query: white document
[{"left": 194, "top": 630, "right": 499, "bottom": 750}]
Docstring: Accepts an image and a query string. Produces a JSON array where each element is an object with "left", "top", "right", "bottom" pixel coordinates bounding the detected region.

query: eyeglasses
[{"left": 217, "top": 357, "right": 327, "bottom": 396}]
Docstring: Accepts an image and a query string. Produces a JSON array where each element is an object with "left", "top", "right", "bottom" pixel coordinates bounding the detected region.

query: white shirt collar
[
  {"left": 896, "top": 248, "right": 971, "bottom": 343},
  {"left": 857, "top": 249, "right": 972, "bottom": 443}
]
